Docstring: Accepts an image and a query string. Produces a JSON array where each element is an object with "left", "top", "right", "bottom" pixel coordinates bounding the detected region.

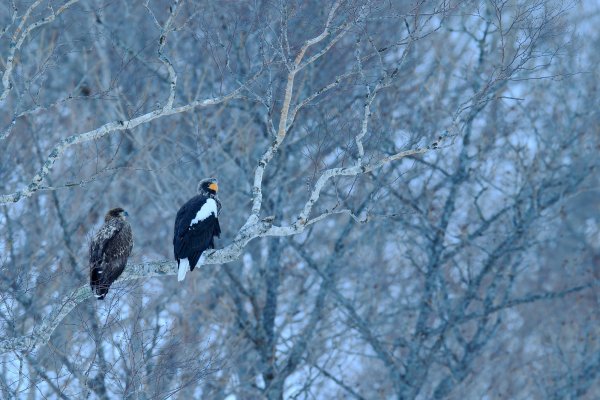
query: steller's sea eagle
[
  {"left": 89, "top": 207, "right": 133, "bottom": 299},
  {"left": 173, "top": 178, "right": 221, "bottom": 282}
]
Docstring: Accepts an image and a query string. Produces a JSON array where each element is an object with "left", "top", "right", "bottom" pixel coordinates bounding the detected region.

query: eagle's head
[
  {"left": 105, "top": 207, "right": 129, "bottom": 222},
  {"left": 198, "top": 178, "right": 219, "bottom": 197}
]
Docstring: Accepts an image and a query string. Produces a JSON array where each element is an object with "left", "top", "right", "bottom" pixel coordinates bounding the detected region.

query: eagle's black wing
[
  {"left": 173, "top": 195, "right": 220, "bottom": 271},
  {"left": 90, "top": 220, "right": 133, "bottom": 299}
]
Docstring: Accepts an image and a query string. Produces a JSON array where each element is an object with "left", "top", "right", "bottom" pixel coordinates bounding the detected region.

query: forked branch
[{"left": 0, "top": 133, "right": 449, "bottom": 355}]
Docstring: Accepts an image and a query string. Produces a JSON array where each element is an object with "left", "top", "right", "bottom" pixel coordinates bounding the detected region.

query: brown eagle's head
[
  {"left": 198, "top": 177, "right": 218, "bottom": 197},
  {"left": 105, "top": 207, "right": 129, "bottom": 222}
]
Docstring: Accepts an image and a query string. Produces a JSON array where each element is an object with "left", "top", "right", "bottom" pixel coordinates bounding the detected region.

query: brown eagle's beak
[{"left": 208, "top": 182, "right": 218, "bottom": 192}]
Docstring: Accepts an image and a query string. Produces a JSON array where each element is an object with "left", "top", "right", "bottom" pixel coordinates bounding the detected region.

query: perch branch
[{"left": 0, "top": 132, "right": 446, "bottom": 355}]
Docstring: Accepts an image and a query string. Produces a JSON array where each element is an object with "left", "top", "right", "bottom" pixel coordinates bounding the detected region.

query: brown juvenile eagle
[
  {"left": 89, "top": 207, "right": 133, "bottom": 299},
  {"left": 173, "top": 178, "right": 221, "bottom": 282}
]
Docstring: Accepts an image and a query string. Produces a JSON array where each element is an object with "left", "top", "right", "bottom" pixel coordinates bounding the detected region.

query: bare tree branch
[
  {"left": 0, "top": 86, "right": 248, "bottom": 205},
  {"left": 0, "top": 131, "right": 446, "bottom": 355},
  {"left": 0, "top": 0, "right": 81, "bottom": 108}
]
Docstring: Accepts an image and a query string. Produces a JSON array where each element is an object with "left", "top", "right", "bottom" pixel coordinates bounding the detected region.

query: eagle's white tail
[{"left": 178, "top": 258, "right": 190, "bottom": 282}]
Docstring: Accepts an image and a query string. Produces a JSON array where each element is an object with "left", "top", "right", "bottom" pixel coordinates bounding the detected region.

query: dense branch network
[
  {"left": 0, "top": 129, "right": 450, "bottom": 354},
  {"left": 0, "top": 1, "right": 81, "bottom": 108},
  {"left": 0, "top": 85, "right": 253, "bottom": 205},
  {"left": 0, "top": 0, "right": 456, "bottom": 356},
  {"left": 0, "top": 0, "right": 596, "bottom": 397},
  {"left": 0, "top": 0, "right": 462, "bottom": 359}
]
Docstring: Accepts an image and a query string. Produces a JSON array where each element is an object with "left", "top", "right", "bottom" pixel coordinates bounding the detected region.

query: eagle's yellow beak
[{"left": 208, "top": 182, "right": 218, "bottom": 192}]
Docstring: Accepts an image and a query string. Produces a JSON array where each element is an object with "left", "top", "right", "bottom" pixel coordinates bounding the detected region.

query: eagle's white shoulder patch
[{"left": 190, "top": 198, "right": 218, "bottom": 226}]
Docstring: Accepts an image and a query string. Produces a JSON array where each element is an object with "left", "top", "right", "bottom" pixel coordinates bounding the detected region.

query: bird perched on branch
[
  {"left": 89, "top": 207, "right": 133, "bottom": 300},
  {"left": 173, "top": 178, "right": 221, "bottom": 282}
]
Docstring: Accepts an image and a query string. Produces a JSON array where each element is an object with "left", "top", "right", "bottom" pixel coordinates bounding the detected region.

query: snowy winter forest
[{"left": 1, "top": 0, "right": 599, "bottom": 398}]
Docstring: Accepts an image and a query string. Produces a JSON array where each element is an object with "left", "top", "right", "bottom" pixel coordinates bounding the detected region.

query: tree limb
[
  {"left": 0, "top": 84, "right": 250, "bottom": 205},
  {"left": 1, "top": 0, "right": 81, "bottom": 107},
  {"left": 0, "top": 131, "right": 447, "bottom": 355}
]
